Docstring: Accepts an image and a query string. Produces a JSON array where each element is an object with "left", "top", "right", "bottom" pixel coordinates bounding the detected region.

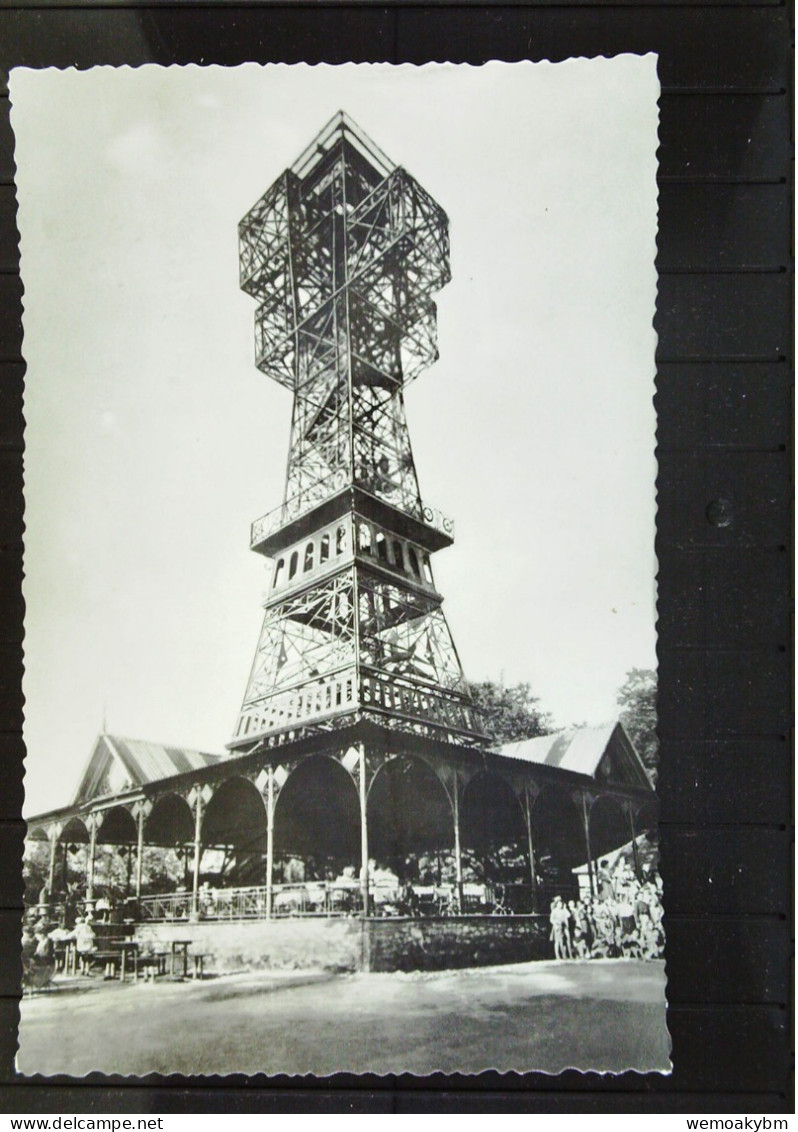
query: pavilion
[{"left": 25, "top": 719, "right": 656, "bottom": 922}]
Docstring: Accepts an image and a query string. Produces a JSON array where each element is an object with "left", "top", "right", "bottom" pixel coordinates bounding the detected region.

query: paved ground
[{"left": 17, "top": 959, "right": 671, "bottom": 1077}]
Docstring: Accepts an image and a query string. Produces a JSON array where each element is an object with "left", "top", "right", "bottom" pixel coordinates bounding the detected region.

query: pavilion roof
[
  {"left": 500, "top": 721, "right": 652, "bottom": 790},
  {"left": 73, "top": 734, "right": 223, "bottom": 805}
]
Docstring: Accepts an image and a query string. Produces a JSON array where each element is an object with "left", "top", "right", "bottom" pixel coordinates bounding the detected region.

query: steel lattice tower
[{"left": 230, "top": 113, "right": 486, "bottom": 754}]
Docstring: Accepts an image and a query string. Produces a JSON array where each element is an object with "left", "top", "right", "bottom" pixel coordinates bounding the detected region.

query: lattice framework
[{"left": 233, "top": 114, "right": 485, "bottom": 750}]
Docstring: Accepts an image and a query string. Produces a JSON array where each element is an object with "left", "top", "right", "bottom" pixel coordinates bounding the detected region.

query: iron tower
[{"left": 230, "top": 113, "right": 486, "bottom": 755}]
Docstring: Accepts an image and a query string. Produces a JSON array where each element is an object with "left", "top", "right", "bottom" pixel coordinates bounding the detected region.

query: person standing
[
  {"left": 72, "top": 916, "right": 96, "bottom": 975},
  {"left": 597, "top": 859, "right": 614, "bottom": 902},
  {"left": 569, "top": 900, "right": 589, "bottom": 959},
  {"left": 549, "top": 896, "right": 570, "bottom": 960}
]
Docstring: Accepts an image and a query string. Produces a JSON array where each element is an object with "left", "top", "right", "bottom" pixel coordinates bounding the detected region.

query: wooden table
[
  {"left": 92, "top": 950, "right": 122, "bottom": 979},
  {"left": 53, "top": 939, "right": 75, "bottom": 975},
  {"left": 169, "top": 939, "right": 193, "bottom": 978},
  {"left": 135, "top": 951, "right": 168, "bottom": 979},
  {"left": 116, "top": 940, "right": 139, "bottom": 981}
]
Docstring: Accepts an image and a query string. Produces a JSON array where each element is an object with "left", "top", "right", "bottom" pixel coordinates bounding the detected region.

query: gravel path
[{"left": 17, "top": 959, "right": 670, "bottom": 1077}]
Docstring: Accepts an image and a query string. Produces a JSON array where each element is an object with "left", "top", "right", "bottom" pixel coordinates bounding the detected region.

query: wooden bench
[
  {"left": 135, "top": 952, "right": 168, "bottom": 979},
  {"left": 89, "top": 950, "right": 122, "bottom": 979}
]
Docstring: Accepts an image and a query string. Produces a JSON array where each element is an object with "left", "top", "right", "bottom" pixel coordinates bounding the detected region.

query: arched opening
[
  {"left": 288, "top": 551, "right": 298, "bottom": 580},
  {"left": 634, "top": 797, "right": 660, "bottom": 841},
  {"left": 273, "top": 756, "right": 360, "bottom": 886},
  {"left": 274, "top": 557, "right": 285, "bottom": 587},
  {"left": 145, "top": 794, "right": 195, "bottom": 846},
  {"left": 95, "top": 806, "right": 138, "bottom": 903},
  {"left": 60, "top": 816, "right": 90, "bottom": 844},
  {"left": 23, "top": 827, "right": 55, "bottom": 912},
  {"left": 142, "top": 793, "right": 196, "bottom": 898},
  {"left": 97, "top": 805, "right": 137, "bottom": 845},
  {"left": 587, "top": 793, "right": 635, "bottom": 901},
  {"left": 589, "top": 795, "right": 661, "bottom": 904},
  {"left": 630, "top": 796, "right": 660, "bottom": 882},
  {"left": 303, "top": 541, "right": 314, "bottom": 572},
  {"left": 368, "top": 755, "right": 454, "bottom": 885},
  {"left": 460, "top": 771, "right": 530, "bottom": 911},
  {"left": 589, "top": 795, "right": 633, "bottom": 864},
  {"left": 529, "top": 785, "right": 585, "bottom": 908},
  {"left": 358, "top": 521, "right": 372, "bottom": 555},
  {"left": 201, "top": 777, "right": 268, "bottom": 887},
  {"left": 54, "top": 817, "right": 90, "bottom": 919},
  {"left": 320, "top": 533, "right": 330, "bottom": 563}
]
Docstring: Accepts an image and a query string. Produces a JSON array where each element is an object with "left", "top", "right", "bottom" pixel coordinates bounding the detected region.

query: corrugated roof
[
  {"left": 501, "top": 723, "right": 619, "bottom": 777},
  {"left": 72, "top": 734, "right": 224, "bottom": 802},
  {"left": 103, "top": 735, "right": 222, "bottom": 786}
]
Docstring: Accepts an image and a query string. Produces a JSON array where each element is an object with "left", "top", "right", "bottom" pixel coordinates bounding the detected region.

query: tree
[
  {"left": 616, "top": 668, "right": 658, "bottom": 783},
  {"left": 469, "top": 680, "right": 553, "bottom": 746},
  {"left": 23, "top": 840, "right": 50, "bottom": 907}
]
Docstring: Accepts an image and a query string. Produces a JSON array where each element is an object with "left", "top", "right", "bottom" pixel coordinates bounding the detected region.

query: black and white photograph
[{"left": 11, "top": 59, "right": 666, "bottom": 1076}]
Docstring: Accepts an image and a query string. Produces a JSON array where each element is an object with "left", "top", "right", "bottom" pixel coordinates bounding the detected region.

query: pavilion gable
[
  {"left": 501, "top": 721, "right": 653, "bottom": 791},
  {"left": 592, "top": 723, "right": 653, "bottom": 791},
  {"left": 72, "top": 734, "right": 224, "bottom": 805}
]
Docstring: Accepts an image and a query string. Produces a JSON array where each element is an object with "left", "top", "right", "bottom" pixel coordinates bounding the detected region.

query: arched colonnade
[{"left": 30, "top": 747, "right": 656, "bottom": 920}]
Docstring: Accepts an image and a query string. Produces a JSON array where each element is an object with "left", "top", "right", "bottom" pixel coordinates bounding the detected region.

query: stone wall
[
  {"left": 135, "top": 915, "right": 551, "bottom": 975},
  {"left": 365, "top": 916, "right": 551, "bottom": 972},
  {"left": 136, "top": 917, "right": 365, "bottom": 974}
]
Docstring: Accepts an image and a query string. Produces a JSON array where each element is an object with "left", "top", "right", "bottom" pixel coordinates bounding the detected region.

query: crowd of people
[
  {"left": 20, "top": 895, "right": 121, "bottom": 991},
  {"left": 548, "top": 858, "right": 664, "bottom": 961}
]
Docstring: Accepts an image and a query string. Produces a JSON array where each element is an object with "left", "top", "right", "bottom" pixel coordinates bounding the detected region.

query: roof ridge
[
  {"left": 503, "top": 719, "right": 620, "bottom": 748},
  {"left": 101, "top": 732, "right": 223, "bottom": 760}
]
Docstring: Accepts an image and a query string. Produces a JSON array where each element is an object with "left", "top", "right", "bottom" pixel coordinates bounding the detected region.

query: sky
[{"left": 11, "top": 60, "right": 660, "bottom": 816}]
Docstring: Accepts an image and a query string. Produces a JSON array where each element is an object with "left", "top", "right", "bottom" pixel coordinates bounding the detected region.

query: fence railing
[
  {"left": 251, "top": 485, "right": 453, "bottom": 550},
  {"left": 136, "top": 883, "right": 363, "bottom": 922},
  {"left": 234, "top": 668, "right": 358, "bottom": 741},
  {"left": 136, "top": 881, "right": 544, "bottom": 923},
  {"left": 138, "top": 892, "right": 194, "bottom": 922}
]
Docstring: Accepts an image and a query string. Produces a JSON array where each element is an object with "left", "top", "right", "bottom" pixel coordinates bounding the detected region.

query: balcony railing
[
  {"left": 250, "top": 471, "right": 346, "bottom": 548},
  {"left": 235, "top": 669, "right": 358, "bottom": 741},
  {"left": 361, "top": 673, "right": 477, "bottom": 736},
  {"left": 136, "top": 881, "right": 535, "bottom": 922},
  {"left": 250, "top": 482, "right": 453, "bottom": 551}
]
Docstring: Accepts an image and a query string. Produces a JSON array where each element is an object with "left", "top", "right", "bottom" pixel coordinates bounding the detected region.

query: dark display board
[{"left": 0, "top": 1, "right": 792, "bottom": 1113}]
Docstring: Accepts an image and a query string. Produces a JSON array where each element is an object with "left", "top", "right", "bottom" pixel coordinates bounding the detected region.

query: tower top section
[
  {"left": 289, "top": 111, "right": 396, "bottom": 182},
  {"left": 238, "top": 112, "right": 453, "bottom": 557},
  {"left": 238, "top": 110, "right": 450, "bottom": 394}
]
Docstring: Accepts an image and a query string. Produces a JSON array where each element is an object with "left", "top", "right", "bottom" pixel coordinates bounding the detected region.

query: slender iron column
[
  {"left": 135, "top": 805, "right": 145, "bottom": 900},
  {"left": 523, "top": 785, "right": 538, "bottom": 910},
  {"left": 47, "top": 830, "right": 58, "bottom": 901},
  {"left": 86, "top": 816, "right": 97, "bottom": 901},
  {"left": 628, "top": 804, "right": 641, "bottom": 881},
  {"left": 452, "top": 781, "right": 464, "bottom": 910},
  {"left": 580, "top": 792, "right": 596, "bottom": 899},
  {"left": 191, "top": 792, "right": 203, "bottom": 920},
  {"left": 265, "top": 765, "right": 275, "bottom": 920},
  {"left": 358, "top": 745, "right": 369, "bottom": 916}
]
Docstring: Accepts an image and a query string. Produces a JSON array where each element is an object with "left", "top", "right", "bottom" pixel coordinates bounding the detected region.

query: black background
[{"left": 0, "top": 1, "right": 792, "bottom": 1114}]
